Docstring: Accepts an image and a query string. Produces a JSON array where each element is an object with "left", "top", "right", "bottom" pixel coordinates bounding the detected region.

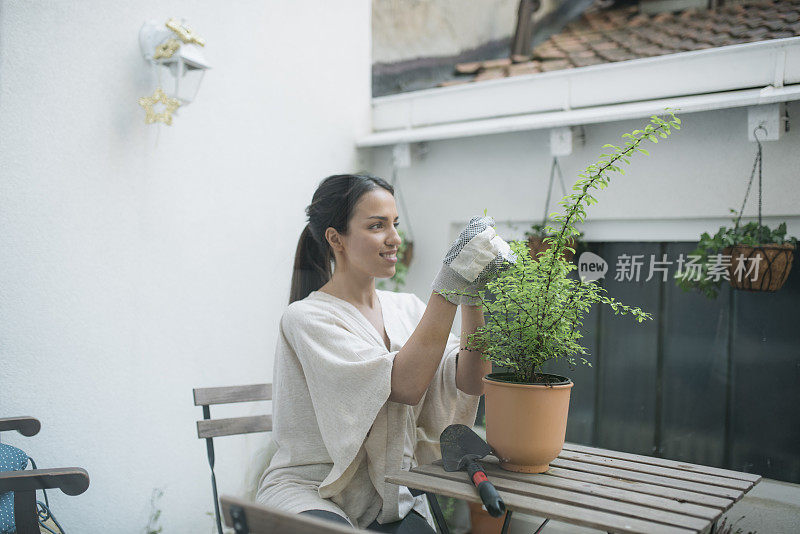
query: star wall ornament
[
  {"left": 153, "top": 38, "right": 181, "bottom": 60},
  {"left": 165, "top": 18, "right": 205, "bottom": 46},
  {"left": 138, "top": 87, "right": 181, "bottom": 125}
]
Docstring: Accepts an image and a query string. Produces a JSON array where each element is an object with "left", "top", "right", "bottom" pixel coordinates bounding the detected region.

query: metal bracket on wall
[
  {"left": 392, "top": 143, "right": 411, "bottom": 169},
  {"left": 550, "top": 126, "right": 585, "bottom": 156},
  {"left": 747, "top": 103, "right": 787, "bottom": 141}
]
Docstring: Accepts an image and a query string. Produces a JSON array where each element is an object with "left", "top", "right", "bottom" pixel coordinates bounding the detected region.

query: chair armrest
[
  {"left": 220, "top": 494, "right": 358, "bottom": 533},
  {"left": 0, "top": 468, "right": 89, "bottom": 496},
  {"left": 0, "top": 416, "right": 41, "bottom": 437}
]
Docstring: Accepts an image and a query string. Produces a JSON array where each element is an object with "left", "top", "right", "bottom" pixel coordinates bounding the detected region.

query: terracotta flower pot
[
  {"left": 723, "top": 243, "right": 795, "bottom": 292},
  {"left": 527, "top": 236, "right": 575, "bottom": 262},
  {"left": 482, "top": 373, "right": 573, "bottom": 473},
  {"left": 468, "top": 500, "right": 505, "bottom": 534}
]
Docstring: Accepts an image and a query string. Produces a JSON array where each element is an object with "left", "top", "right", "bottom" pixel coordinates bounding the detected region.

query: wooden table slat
[
  {"left": 558, "top": 450, "right": 752, "bottom": 491},
  {"left": 550, "top": 458, "right": 742, "bottom": 500},
  {"left": 412, "top": 465, "right": 709, "bottom": 531},
  {"left": 545, "top": 466, "right": 734, "bottom": 510},
  {"left": 388, "top": 471, "right": 696, "bottom": 534},
  {"left": 472, "top": 464, "right": 721, "bottom": 520},
  {"left": 562, "top": 443, "right": 761, "bottom": 484}
]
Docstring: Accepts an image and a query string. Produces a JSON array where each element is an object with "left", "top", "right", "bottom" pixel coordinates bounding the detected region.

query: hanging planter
[
  {"left": 724, "top": 243, "right": 795, "bottom": 292},
  {"left": 526, "top": 157, "right": 583, "bottom": 262},
  {"left": 675, "top": 129, "right": 797, "bottom": 298},
  {"left": 377, "top": 168, "right": 415, "bottom": 292},
  {"left": 525, "top": 224, "right": 581, "bottom": 263},
  {"left": 400, "top": 239, "right": 414, "bottom": 267}
]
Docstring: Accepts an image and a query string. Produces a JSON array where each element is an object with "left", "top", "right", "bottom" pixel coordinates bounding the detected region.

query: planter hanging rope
[
  {"left": 541, "top": 156, "right": 568, "bottom": 228},
  {"left": 728, "top": 126, "right": 795, "bottom": 292},
  {"left": 529, "top": 157, "right": 576, "bottom": 261}
]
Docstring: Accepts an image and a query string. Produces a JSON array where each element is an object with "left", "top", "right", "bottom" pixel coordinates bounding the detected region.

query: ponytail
[{"left": 289, "top": 225, "right": 332, "bottom": 304}]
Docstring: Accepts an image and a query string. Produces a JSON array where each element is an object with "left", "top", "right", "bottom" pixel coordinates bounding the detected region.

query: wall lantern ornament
[{"left": 137, "top": 18, "right": 210, "bottom": 125}]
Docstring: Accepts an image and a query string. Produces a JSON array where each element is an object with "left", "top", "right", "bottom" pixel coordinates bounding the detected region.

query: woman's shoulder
[{"left": 280, "top": 293, "right": 334, "bottom": 328}]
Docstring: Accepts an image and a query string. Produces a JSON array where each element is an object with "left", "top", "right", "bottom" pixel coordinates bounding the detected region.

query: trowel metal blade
[{"left": 440, "top": 424, "right": 492, "bottom": 472}]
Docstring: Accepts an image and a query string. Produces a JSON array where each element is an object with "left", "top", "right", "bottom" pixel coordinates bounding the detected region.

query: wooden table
[{"left": 386, "top": 442, "right": 761, "bottom": 534}]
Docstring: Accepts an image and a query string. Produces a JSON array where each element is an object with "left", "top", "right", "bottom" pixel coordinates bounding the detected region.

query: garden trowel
[{"left": 440, "top": 424, "right": 506, "bottom": 517}]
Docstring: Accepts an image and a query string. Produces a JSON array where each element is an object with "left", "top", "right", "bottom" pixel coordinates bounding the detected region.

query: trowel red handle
[{"left": 466, "top": 460, "right": 506, "bottom": 518}]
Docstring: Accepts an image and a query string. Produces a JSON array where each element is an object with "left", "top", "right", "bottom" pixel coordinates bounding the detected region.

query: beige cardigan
[{"left": 256, "top": 290, "right": 480, "bottom": 528}]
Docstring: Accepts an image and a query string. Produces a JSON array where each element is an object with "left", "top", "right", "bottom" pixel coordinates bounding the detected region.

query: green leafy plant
[
  {"left": 442, "top": 112, "right": 681, "bottom": 383},
  {"left": 435, "top": 495, "right": 458, "bottom": 526},
  {"left": 144, "top": 488, "right": 164, "bottom": 534},
  {"left": 675, "top": 212, "right": 797, "bottom": 299},
  {"left": 377, "top": 228, "right": 411, "bottom": 292}
]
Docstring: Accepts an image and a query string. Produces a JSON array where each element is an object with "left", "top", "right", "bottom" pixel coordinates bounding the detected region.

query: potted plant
[
  {"left": 675, "top": 214, "right": 797, "bottom": 298},
  {"left": 442, "top": 112, "right": 680, "bottom": 473}
]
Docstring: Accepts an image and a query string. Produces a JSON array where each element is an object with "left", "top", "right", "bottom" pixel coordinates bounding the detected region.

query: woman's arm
[
  {"left": 455, "top": 304, "right": 490, "bottom": 395},
  {"left": 388, "top": 292, "right": 457, "bottom": 405}
]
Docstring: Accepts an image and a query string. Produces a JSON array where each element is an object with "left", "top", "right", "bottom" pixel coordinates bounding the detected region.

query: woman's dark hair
[{"left": 289, "top": 174, "right": 394, "bottom": 304}]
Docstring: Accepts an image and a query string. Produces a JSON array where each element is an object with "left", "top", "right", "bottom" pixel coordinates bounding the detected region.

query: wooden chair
[
  {"left": 193, "top": 384, "right": 273, "bottom": 534},
  {"left": 194, "top": 384, "right": 449, "bottom": 534},
  {"left": 220, "top": 494, "right": 361, "bottom": 533},
  {"left": 0, "top": 416, "right": 90, "bottom": 534}
]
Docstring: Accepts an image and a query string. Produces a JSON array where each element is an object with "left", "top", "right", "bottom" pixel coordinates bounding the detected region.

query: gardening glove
[{"left": 432, "top": 216, "right": 516, "bottom": 305}]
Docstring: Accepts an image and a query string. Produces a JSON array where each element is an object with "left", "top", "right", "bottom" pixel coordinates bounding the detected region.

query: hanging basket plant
[
  {"left": 378, "top": 167, "right": 415, "bottom": 292},
  {"left": 525, "top": 157, "right": 585, "bottom": 262},
  {"left": 725, "top": 243, "right": 794, "bottom": 292},
  {"left": 675, "top": 219, "right": 797, "bottom": 298},
  {"left": 675, "top": 130, "right": 797, "bottom": 298},
  {"left": 400, "top": 238, "right": 414, "bottom": 268},
  {"left": 525, "top": 222, "right": 584, "bottom": 263},
  {"left": 378, "top": 228, "right": 412, "bottom": 292}
]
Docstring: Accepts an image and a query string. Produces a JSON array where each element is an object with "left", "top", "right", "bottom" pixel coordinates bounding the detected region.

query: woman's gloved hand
[{"left": 432, "top": 216, "right": 516, "bottom": 305}]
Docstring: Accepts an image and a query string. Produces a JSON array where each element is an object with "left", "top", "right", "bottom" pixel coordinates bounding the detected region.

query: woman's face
[{"left": 330, "top": 188, "right": 402, "bottom": 279}]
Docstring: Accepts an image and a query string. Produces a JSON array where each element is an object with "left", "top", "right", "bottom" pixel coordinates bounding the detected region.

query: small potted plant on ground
[
  {"left": 675, "top": 214, "right": 797, "bottom": 298},
  {"left": 443, "top": 112, "right": 680, "bottom": 473}
]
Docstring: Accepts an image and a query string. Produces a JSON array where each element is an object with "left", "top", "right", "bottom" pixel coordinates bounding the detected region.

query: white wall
[
  {"left": 372, "top": 0, "right": 517, "bottom": 63},
  {"left": 0, "top": 1, "right": 371, "bottom": 531},
  {"left": 367, "top": 104, "right": 800, "bottom": 299}
]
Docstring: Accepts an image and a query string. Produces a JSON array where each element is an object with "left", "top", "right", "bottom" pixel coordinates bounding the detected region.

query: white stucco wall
[
  {"left": 0, "top": 0, "right": 370, "bottom": 531},
  {"left": 367, "top": 104, "right": 800, "bottom": 299},
  {"left": 372, "top": 0, "right": 517, "bottom": 63}
]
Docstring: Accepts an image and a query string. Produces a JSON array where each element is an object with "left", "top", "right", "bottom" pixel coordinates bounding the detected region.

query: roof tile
[{"left": 441, "top": 0, "right": 800, "bottom": 88}]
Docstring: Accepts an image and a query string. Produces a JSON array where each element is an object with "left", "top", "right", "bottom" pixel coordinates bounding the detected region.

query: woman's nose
[{"left": 388, "top": 227, "right": 402, "bottom": 245}]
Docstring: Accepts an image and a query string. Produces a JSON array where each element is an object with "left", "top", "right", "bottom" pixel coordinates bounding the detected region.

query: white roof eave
[{"left": 358, "top": 37, "right": 800, "bottom": 147}]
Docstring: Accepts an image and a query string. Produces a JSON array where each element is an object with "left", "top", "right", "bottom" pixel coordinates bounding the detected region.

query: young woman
[{"left": 256, "top": 174, "right": 513, "bottom": 532}]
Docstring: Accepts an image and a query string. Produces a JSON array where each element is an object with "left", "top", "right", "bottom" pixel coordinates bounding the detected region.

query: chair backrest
[
  {"left": 193, "top": 383, "right": 273, "bottom": 438},
  {"left": 221, "top": 495, "right": 359, "bottom": 533},
  {"left": 193, "top": 384, "right": 273, "bottom": 534}
]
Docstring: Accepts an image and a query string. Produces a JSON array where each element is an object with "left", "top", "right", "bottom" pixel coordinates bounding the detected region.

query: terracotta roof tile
[
  {"left": 473, "top": 67, "right": 507, "bottom": 81},
  {"left": 446, "top": 0, "right": 800, "bottom": 88},
  {"left": 508, "top": 61, "right": 543, "bottom": 76}
]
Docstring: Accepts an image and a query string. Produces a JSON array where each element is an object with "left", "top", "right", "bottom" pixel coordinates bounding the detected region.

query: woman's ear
[{"left": 325, "top": 227, "right": 344, "bottom": 253}]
